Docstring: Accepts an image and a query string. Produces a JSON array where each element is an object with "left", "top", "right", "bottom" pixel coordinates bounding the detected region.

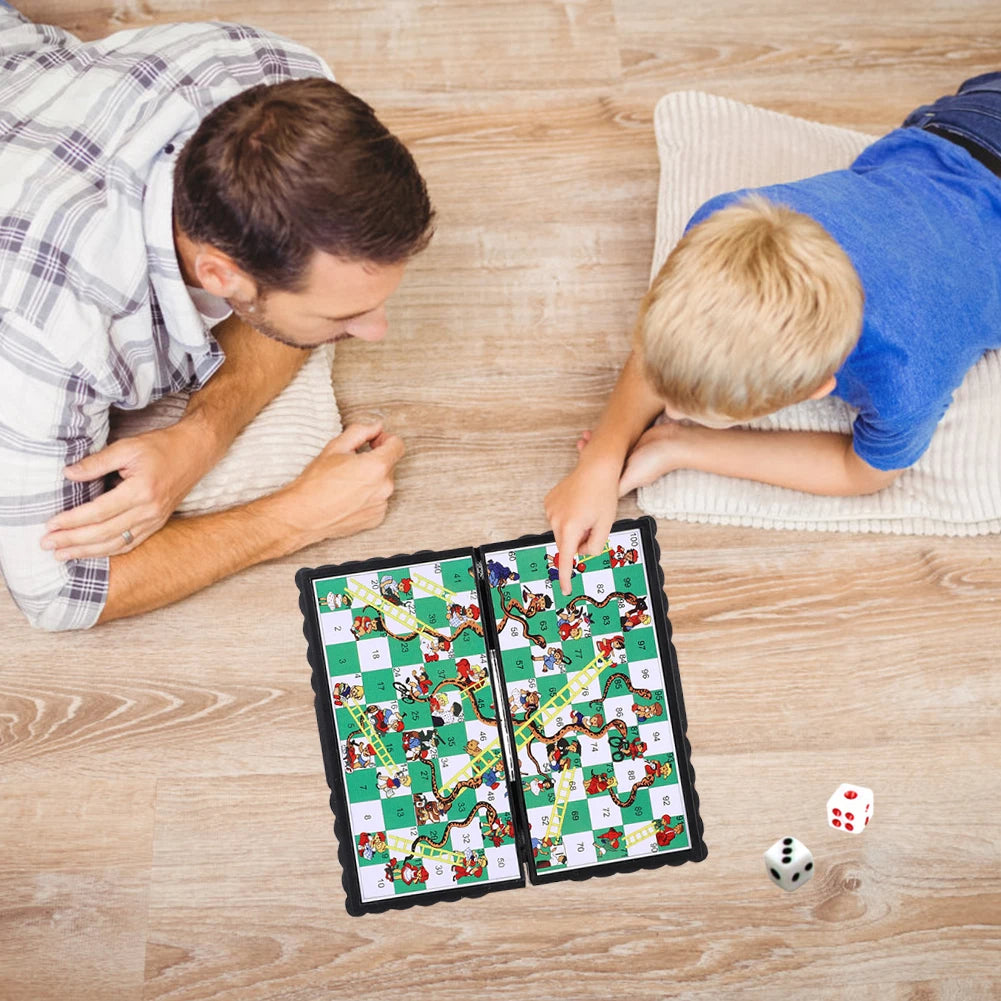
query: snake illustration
[
  {"left": 393, "top": 674, "right": 497, "bottom": 725},
  {"left": 607, "top": 758, "right": 674, "bottom": 808},
  {"left": 522, "top": 717, "right": 629, "bottom": 775},
  {"left": 589, "top": 670, "right": 653, "bottom": 704},
  {"left": 494, "top": 590, "right": 644, "bottom": 651},
  {"left": 412, "top": 798, "right": 499, "bottom": 851}
]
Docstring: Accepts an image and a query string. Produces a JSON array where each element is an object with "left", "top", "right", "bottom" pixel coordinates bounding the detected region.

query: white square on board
[{"left": 356, "top": 636, "right": 392, "bottom": 671}]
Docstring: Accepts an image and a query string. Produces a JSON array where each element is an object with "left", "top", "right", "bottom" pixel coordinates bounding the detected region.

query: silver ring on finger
[{"left": 121, "top": 528, "right": 135, "bottom": 545}]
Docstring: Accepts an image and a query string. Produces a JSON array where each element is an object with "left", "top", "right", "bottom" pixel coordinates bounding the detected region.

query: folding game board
[{"left": 296, "top": 516, "right": 706, "bottom": 915}]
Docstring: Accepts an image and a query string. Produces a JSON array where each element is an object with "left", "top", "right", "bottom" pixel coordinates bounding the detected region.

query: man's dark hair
[{"left": 173, "top": 77, "right": 435, "bottom": 291}]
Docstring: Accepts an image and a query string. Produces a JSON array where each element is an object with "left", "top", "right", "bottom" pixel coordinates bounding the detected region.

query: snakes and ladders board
[{"left": 296, "top": 517, "right": 706, "bottom": 915}]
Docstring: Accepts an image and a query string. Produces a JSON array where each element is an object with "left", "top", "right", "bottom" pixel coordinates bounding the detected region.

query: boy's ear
[{"left": 809, "top": 376, "right": 838, "bottom": 400}]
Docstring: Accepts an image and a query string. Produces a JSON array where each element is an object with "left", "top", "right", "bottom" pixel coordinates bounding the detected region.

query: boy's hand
[{"left": 545, "top": 450, "right": 622, "bottom": 597}]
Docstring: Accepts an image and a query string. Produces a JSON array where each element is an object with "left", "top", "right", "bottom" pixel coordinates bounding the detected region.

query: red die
[{"left": 826, "top": 783, "right": 873, "bottom": 834}]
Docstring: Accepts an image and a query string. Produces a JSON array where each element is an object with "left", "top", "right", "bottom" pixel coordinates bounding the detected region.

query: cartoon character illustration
[
  {"left": 523, "top": 774, "right": 554, "bottom": 797},
  {"left": 422, "top": 635, "right": 452, "bottom": 663},
  {"left": 530, "top": 833, "right": 554, "bottom": 858},
  {"left": 656, "top": 815, "right": 685, "bottom": 847},
  {"left": 597, "top": 827, "right": 624, "bottom": 851},
  {"left": 596, "top": 634, "right": 625, "bottom": 660},
  {"left": 402, "top": 728, "right": 439, "bottom": 762},
  {"left": 484, "top": 813, "right": 515, "bottom": 847},
  {"left": 532, "top": 646, "right": 570, "bottom": 673},
  {"left": 481, "top": 760, "right": 505, "bottom": 790},
  {"left": 546, "top": 551, "right": 585, "bottom": 583},
  {"left": 585, "top": 771, "right": 611, "bottom": 795},
  {"left": 343, "top": 737, "right": 376, "bottom": 772},
  {"left": 351, "top": 614, "right": 379, "bottom": 639},
  {"left": 331, "top": 682, "right": 364, "bottom": 706},
  {"left": 395, "top": 665, "right": 432, "bottom": 701},
  {"left": 547, "top": 736, "right": 581, "bottom": 772},
  {"left": 556, "top": 605, "right": 592, "bottom": 642},
  {"left": 609, "top": 733, "right": 648, "bottom": 762},
  {"left": 447, "top": 602, "right": 480, "bottom": 630},
  {"left": 632, "top": 700, "right": 663, "bottom": 720},
  {"left": 621, "top": 596, "right": 650, "bottom": 631},
  {"left": 610, "top": 545, "right": 639, "bottom": 568},
  {"left": 378, "top": 575, "right": 413, "bottom": 605},
  {"left": 357, "top": 831, "right": 388, "bottom": 860},
  {"left": 413, "top": 792, "right": 444, "bottom": 825},
  {"left": 487, "top": 560, "right": 520, "bottom": 588},
  {"left": 429, "top": 692, "right": 464, "bottom": 726},
  {"left": 455, "top": 657, "right": 487, "bottom": 686},
  {"left": 521, "top": 587, "right": 553, "bottom": 616},
  {"left": 320, "top": 591, "right": 350, "bottom": 610},
  {"left": 365, "top": 704, "right": 405, "bottom": 733},
  {"left": 569, "top": 707, "right": 603, "bottom": 729},
  {"left": 386, "top": 856, "right": 428, "bottom": 886},
  {"left": 377, "top": 767, "right": 411, "bottom": 796},
  {"left": 451, "top": 849, "right": 487, "bottom": 880},
  {"left": 644, "top": 758, "right": 674, "bottom": 781},
  {"left": 509, "top": 687, "right": 540, "bottom": 718}
]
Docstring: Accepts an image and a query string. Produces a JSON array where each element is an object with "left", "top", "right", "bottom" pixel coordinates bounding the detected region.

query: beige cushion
[
  {"left": 110, "top": 343, "right": 341, "bottom": 515},
  {"left": 636, "top": 91, "right": 1001, "bottom": 536}
]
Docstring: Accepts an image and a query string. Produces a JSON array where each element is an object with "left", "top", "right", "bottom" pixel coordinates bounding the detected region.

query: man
[{"left": 0, "top": 7, "right": 434, "bottom": 630}]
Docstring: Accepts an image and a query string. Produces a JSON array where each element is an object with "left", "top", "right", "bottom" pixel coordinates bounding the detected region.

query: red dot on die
[
  {"left": 865, "top": 817, "right": 870, "bottom": 825},
  {"left": 845, "top": 790, "right": 858, "bottom": 800},
  {"left": 845, "top": 822, "right": 854, "bottom": 831},
  {"left": 832, "top": 819, "right": 842, "bottom": 827},
  {"left": 832, "top": 808, "right": 842, "bottom": 816},
  {"left": 846, "top": 812, "right": 855, "bottom": 821}
]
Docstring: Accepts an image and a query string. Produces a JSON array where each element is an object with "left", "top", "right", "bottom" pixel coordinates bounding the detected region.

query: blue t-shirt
[{"left": 687, "top": 128, "right": 1001, "bottom": 470}]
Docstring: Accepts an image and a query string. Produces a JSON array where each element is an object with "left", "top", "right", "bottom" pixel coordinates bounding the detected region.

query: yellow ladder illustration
[
  {"left": 384, "top": 833, "right": 468, "bottom": 866},
  {"left": 542, "top": 764, "right": 575, "bottom": 843},
  {"left": 443, "top": 651, "right": 611, "bottom": 793},
  {"left": 514, "top": 652, "right": 609, "bottom": 748},
  {"left": 409, "top": 571, "right": 459, "bottom": 603},
  {"left": 623, "top": 820, "right": 660, "bottom": 849},
  {"left": 577, "top": 543, "right": 612, "bottom": 567},
  {"left": 438, "top": 738, "right": 502, "bottom": 797},
  {"left": 345, "top": 578, "right": 439, "bottom": 638},
  {"left": 341, "top": 698, "right": 400, "bottom": 776}
]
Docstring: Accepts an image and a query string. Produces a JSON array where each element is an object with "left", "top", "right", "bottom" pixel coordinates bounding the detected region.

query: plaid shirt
[{"left": 0, "top": 8, "right": 333, "bottom": 630}]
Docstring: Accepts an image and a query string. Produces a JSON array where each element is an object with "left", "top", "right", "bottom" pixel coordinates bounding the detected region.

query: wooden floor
[{"left": 3, "top": 2, "right": 1001, "bottom": 999}]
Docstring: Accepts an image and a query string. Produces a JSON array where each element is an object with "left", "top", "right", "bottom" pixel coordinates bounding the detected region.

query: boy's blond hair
[{"left": 638, "top": 195, "right": 864, "bottom": 420}]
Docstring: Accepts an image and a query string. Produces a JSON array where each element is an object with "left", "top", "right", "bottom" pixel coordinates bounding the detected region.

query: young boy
[{"left": 546, "top": 74, "right": 1001, "bottom": 595}]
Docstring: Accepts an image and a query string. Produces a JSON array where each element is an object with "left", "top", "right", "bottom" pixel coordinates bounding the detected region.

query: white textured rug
[{"left": 636, "top": 90, "right": 1001, "bottom": 536}]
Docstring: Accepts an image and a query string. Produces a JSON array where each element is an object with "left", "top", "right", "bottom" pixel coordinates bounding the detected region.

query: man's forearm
[
  {"left": 181, "top": 314, "right": 309, "bottom": 463},
  {"left": 95, "top": 490, "right": 305, "bottom": 623},
  {"left": 675, "top": 426, "right": 902, "bottom": 496}
]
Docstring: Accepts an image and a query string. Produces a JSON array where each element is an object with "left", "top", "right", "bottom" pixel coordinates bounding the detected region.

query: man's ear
[
  {"left": 193, "top": 246, "right": 254, "bottom": 301},
  {"left": 809, "top": 375, "right": 838, "bottom": 400}
]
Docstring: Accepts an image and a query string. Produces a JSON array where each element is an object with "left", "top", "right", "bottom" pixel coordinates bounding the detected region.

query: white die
[
  {"left": 827, "top": 783, "right": 873, "bottom": 834},
  {"left": 764, "top": 836, "right": 814, "bottom": 891}
]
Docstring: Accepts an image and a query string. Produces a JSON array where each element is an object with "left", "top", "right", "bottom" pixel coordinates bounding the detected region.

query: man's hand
[
  {"left": 545, "top": 450, "right": 622, "bottom": 597},
  {"left": 41, "top": 420, "right": 220, "bottom": 560},
  {"left": 266, "top": 421, "right": 405, "bottom": 549}
]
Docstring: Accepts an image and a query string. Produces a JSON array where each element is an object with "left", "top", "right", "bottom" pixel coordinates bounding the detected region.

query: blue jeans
[{"left": 903, "top": 72, "right": 1001, "bottom": 173}]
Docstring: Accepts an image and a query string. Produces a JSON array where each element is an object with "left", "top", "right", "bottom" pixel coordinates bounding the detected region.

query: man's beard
[{"left": 227, "top": 296, "right": 311, "bottom": 350}]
